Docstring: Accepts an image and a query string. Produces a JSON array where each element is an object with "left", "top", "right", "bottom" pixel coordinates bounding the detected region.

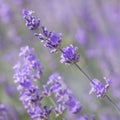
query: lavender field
[{"left": 0, "top": 0, "right": 120, "bottom": 120}]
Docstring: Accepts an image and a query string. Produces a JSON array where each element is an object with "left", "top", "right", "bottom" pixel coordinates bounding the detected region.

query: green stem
[
  {"left": 74, "top": 63, "right": 94, "bottom": 84},
  {"left": 49, "top": 97, "right": 57, "bottom": 108},
  {"left": 105, "top": 95, "right": 120, "bottom": 112}
]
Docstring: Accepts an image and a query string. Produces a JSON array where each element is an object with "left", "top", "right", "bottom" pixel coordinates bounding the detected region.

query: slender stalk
[
  {"left": 74, "top": 63, "right": 94, "bottom": 84},
  {"left": 49, "top": 97, "right": 57, "bottom": 108},
  {"left": 105, "top": 95, "right": 120, "bottom": 112}
]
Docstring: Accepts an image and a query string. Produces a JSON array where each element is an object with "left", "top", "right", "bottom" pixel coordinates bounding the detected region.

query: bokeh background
[{"left": 0, "top": 0, "right": 120, "bottom": 119}]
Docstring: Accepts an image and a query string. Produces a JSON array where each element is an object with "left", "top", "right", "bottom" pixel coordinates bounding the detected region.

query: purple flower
[
  {"left": 0, "top": 1, "right": 13, "bottom": 24},
  {"left": 89, "top": 77, "right": 111, "bottom": 98},
  {"left": 13, "top": 46, "right": 51, "bottom": 119},
  {"left": 41, "top": 26, "right": 52, "bottom": 38},
  {"left": 77, "top": 115, "right": 95, "bottom": 120},
  {"left": 54, "top": 104, "right": 66, "bottom": 117},
  {"left": 19, "top": 46, "right": 43, "bottom": 79},
  {"left": 35, "top": 26, "right": 62, "bottom": 53},
  {"left": 22, "top": 9, "right": 62, "bottom": 53},
  {"left": 65, "top": 90, "right": 83, "bottom": 114},
  {"left": 0, "top": 104, "right": 8, "bottom": 120},
  {"left": 22, "top": 10, "right": 40, "bottom": 30},
  {"left": 29, "top": 105, "right": 52, "bottom": 119},
  {"left": 44, "top": 73, "right": 83, "bottom": 115},
  {"left": 45, "top": 33, "right": 62, "bottom": 52},
  {"left": 60, "top": 45, "right": 80, "bottom": 65}
]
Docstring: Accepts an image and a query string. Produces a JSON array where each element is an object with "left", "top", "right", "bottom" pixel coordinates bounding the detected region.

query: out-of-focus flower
[
  {"left": 0, "top": 104, "right": 8, "bottom": 120},
  {"left": 43, "top": 73, "right": 83, "bottom": 116},
  {"left": 0, "top": 0, "right": 13, "bottom": 24},
  {"left": 77, "top": 115, "right": 95, "bottom": 120},
  {"left": 13, "top": 46, "right": 51, "bottom": 119},
  {"left": 14, "top": 0, "right": 28, "bottom": 6},
  {"left": 60, "top": 45, "right": 80, "bottom": 65},
  {"left": 99, "top": 108, "right": 120, "bottom": 120},
  {"left": 0, "top": 104, "right": 21, "bottom": 120},
  {"left": 22, "top": 10, "right": 40, "bottom": 30},
  {"left": 89, "top": 78, "right": 111, "bottom": 98}
]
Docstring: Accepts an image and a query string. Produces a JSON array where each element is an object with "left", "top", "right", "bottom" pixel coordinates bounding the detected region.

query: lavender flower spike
[
  {"left": 35, "top": 26, "right": 62, "bottom": 53},
  {"left": 22, "top": 9, "right": 40, "bottom": 30},
  {"left": 89, "top": 77, "right": 111, "bottom": 98},
  {"left": 13, "top": 46, "right": 48, "bottom": 119},
  {"left": 60, "top": 45, "right": 80, "bottom": 65},
  {"left": 45, "top": 73, "right": 83, "bottom": 115}
]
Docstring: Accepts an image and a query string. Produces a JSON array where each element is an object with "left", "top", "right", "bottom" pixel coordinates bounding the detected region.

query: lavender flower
[
  {"left": 0, "top": 104, "right": 7, "bottom": 120},
  {"left": 44, "top": 73, "right": 83, "bottom": 116},
  {"left": 89, "top": 77, "right": 111, "bottom": 98},
  {"left": 22, "top": 10, "right": 40, "bottom": 30},
  {"left": 35, "top": 26, "right": 62, "bottom": 53},
  {"left": 19, "top": 46, "right": 43, "bottom": 79},
  {"left": 13, "top": 46, "right": 83, "bottom": 119},
  {"left": 60, "top": 45, "right": 80, "bottom": 65},
  {"left": 0, "top": 1, "right": 13, "bottom": 24},
  {"left": 65, "top": 90, "right": 83, "bottom": 114},
  {"left": 77, "top": 115, "right": 95, "bottom": 120},
  {"left": 13, "top": 46, "right": 52, "bottom": 119}
]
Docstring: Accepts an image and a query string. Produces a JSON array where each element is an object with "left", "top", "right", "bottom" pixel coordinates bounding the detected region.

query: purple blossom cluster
[
  {"left": 13, "top": 46, "right": 95, "bottom": 119},
  {"left": 23, "top": 10, "right": 80, "bottom": 65},
  {"left": 60, "top": 45, "right": 80, "bottom": 65},
  {"left": 13, "top": 46, "right": 49, "bottom": 119},
  {"left": 43, "top": 73, "right": 82, "bottom": 115},
  {"left": 35, "top": 26, "right": 63, "bottom": 53},
  {"left": 89, "top": 78, "right": 111, "bottom": 98},
  {"left": 23, "top": 10, "right": 40, "bottom": 30}
]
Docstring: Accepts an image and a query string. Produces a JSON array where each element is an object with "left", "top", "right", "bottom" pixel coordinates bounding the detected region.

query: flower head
[
  {"left": 43, "top": 73, "right": 82, "bottom": 116},
  {"left": 35, "top": 26, "right": 62, "bottom": 53},
  {"left": 22, "top": 9, "right": 40, "bottom": 30},
  {"left": 60, "top": 45, "right": 80, "bottom": 65},
  {"left": 89, "top": 77, "right": 111, "bottom": 98},
  {"left": 13, "top": 46, "right": 49, "bottom": 119}
]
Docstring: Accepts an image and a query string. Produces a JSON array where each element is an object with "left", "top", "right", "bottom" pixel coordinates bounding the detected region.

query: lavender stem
[{"left": 105, "top": 95, "right": 120, "bottom": 112}]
